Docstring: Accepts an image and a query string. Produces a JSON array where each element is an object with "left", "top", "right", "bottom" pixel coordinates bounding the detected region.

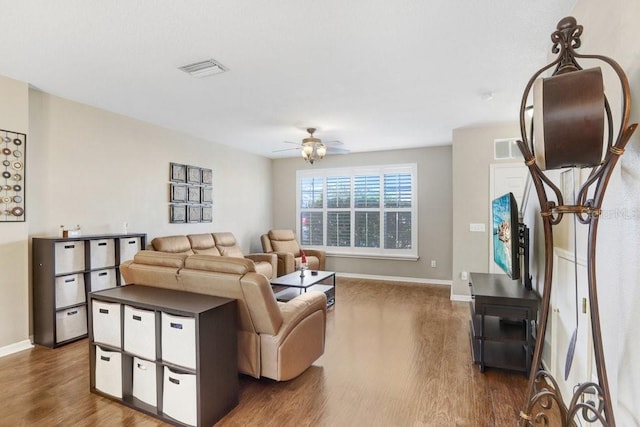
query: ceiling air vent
[{"left": 178, "top": 59, "right": 228, "bottom": 78}]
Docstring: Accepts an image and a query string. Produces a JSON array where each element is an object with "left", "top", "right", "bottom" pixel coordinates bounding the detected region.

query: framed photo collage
[{"left": 169, "top": 162, "right": 212, "bottom": 223}]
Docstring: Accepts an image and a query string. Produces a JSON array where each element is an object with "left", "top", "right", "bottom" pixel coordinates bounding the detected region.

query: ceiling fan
[{"left": 275, "top": 128, "right": 350, "bottom": 164}]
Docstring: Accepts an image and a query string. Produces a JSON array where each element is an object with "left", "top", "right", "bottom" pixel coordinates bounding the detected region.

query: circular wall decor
[{"left": 0, "top": 130, "right": 26, "bottom": 222}]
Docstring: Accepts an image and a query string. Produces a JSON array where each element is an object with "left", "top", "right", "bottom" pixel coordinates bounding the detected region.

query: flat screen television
[{"left": 492, "top": 192, "right": 532, "bottom": 290}]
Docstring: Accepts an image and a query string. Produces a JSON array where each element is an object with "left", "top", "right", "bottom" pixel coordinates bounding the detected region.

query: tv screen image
[{"left": 492, "top": 192, "right": 520, "bottom": 280}]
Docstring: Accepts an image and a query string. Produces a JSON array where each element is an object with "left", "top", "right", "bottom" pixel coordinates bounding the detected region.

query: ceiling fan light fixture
[
  {"left": 316, "top": 144, "right": 327, "bottom": 158},
  {"left": 302, "top": 143, "right": 314, "bottom": 155}
]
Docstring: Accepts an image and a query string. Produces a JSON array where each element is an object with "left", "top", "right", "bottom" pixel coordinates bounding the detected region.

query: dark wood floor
[{"left": 1, "top": 278, "right": 528, "bottom": 426}]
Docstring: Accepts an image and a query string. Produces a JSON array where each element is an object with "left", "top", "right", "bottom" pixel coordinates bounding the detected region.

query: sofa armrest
[
  {"left": 274, "top": 251, "right": 295, "bottom": 276},
  {"left": 303, "top": 249, "right": 326, "bottom": 270},
  {"left": 276, "top": 291, "right": 327, "bottom": 341},
  {"left": 245, "top": 253, "right": 278, "bottom": 279}
]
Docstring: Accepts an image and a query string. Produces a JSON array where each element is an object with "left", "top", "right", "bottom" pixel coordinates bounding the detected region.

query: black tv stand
[{"left": 468, "top": 273, "right": 539, "bottom": 374}]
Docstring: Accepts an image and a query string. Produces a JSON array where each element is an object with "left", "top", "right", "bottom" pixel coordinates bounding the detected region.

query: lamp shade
[{"left": 533, "top": 67, "right": 605, "bottom": 170}]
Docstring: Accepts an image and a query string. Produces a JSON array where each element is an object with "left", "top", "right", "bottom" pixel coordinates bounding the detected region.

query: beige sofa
[
  {"left": 261, "top": 229, "right": 326, "bottom": 277},
  {"left": 150, "top": 232, "right": 277, "bottom": 279},
  {"left": 120, "top": 250, "right": 327, "bottom": 381}
]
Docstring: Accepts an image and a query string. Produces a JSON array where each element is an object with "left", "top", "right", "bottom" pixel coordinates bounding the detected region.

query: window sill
[{"left": 326, "top": 252, "right": 419, "bottom": 261}]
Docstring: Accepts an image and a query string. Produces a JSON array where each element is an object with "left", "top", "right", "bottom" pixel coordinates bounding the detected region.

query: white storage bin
[
  {"left": 133, "top": 357, "right": 157, "bottom": 407},
  {"left": 92, "top": 300, "right": 121, "bottom": 348},
  {"left": 161, "top": 312, "right": 196, "bottom": 370},
  {"left": 162, "top": 367, "right": 197, "bottom": 426},
  {"left": 119, "top": 237, "right": 141, "bottom": 263},
  {"left": 95, "top": 346, "right": 122, "bottom": 398},
  {"left": 90, "top": 239, "right": 115, "bottom": 269},
  {"left": 90, "top": 268, "right": 117, "bottom": 292},
  {"left": 56, "top": 305, "right": 87, "bottom": 343},
  {"left": 124, "top": 305, "right": 156, "bottom": 360},
  {"left": 55, "top": 273, "right": 86, "bottom": 308},
  {"left": 54, "top": 241, "right": 85, "bottom": 274}
]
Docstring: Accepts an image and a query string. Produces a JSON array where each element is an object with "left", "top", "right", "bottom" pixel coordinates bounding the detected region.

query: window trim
[{"left": 296, "top": 163, "right": 418, "bottom": 260}]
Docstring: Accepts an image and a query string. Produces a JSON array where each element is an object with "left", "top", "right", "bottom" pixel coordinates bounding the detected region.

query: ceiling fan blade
[
  {"left": 323, "top": 140, "right": 344, "bottom": 146},
  {"left": 273, "top": 147, "right": 300, "bottom": 153},
  {"left": 327, "top": 146, "right": 350, "bottom": 154},
  {"left": 282, "top": 140, "right": 300, "bottom": 146}
]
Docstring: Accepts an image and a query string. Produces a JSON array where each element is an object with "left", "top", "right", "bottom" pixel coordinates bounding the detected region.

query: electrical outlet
[
  {"left": 461, "top": 271, "right": 468, "bottom": 281},
  {"left": 430, "top": 259, "right": 437, "bottom": 268},
  {"left": 469, "top": 223, "right": 486, "bottom": 232}
]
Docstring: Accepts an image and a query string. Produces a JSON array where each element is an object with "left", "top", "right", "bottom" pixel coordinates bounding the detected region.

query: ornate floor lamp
[{"left": 516, "top": 17, "right": 637, "bottom": 426}]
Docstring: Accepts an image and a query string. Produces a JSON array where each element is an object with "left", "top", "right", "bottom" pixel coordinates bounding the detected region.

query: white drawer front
[
  {"left": 54, "top": 241, "right": 85, "bottom": 274},
  {"left": 55, "top": 274, "right": 86, "bottom": 308},
  {"left": 92, "top": 300, "right": 121, "bottom": 348},
  {"left": 161, "top": 313, "right": 196, "bottom": 370},
  {"left": 119, "top": 237, "right": 141, "bottom": 263},
  {"left": 124, "top": 305, "right": 156, "bottom": 360},
  {"left": 163, "top": 367, "right": 197, "bottom": 426},
  {"left": 95, "top": 346, "right": 122, "bottom": 398},
  {"left": 90, "top": 239, "right": 115, "bottom": 269},
  {"left": 90, "top": 268, "right": 117, "bottom": 292},
  {"left": 133, "top": 357, "right": 157, "bottom": 407},
  {"left": 56, "top": 305, "right": 87, "bottom": 343}
]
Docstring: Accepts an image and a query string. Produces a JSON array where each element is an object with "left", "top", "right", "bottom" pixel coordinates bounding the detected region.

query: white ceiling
[{"left": 0, "top": 0, "right": 575, "bottom": 158}]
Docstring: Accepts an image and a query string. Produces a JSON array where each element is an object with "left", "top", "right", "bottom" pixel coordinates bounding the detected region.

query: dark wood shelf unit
[
  {"left": 32, "top": 233, "right": 146, "bottom": 348},
  {"left": 89, "top": 285, "right": 238, "bottom": 427},
  {"left": 468, "top": 272, "right": 539, "bottom": 375}
]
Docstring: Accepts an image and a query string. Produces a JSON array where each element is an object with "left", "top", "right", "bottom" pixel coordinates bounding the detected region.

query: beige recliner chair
[
  {"left": 261, "top": 229, "right": 326, "bottom": 277},
  {"left": 120, "top": 251, "right": 327, "bottom": 381}
]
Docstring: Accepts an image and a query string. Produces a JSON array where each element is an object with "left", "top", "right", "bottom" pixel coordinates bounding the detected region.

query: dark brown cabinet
[
  {"left": 468, "top": 272, "right": 539, "bottom": 374},
  {"left": 89, "top": 285, "right": 238, "bottom": 427},
  {"left": 32, "top": 233, "right": 146, "bottom": 348}
]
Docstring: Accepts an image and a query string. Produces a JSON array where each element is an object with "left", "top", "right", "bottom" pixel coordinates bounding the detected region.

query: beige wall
[
  {"left": 451, "top": 123, "right": 521, "bottom": 298},
  {"left": 27, "top": 90, "right": 272, "bottom": 252},
  {"left": 0, "top": 76, "right": 30, "bottom": 350},
  {"left": 271, "top": 146, "right": 452, "bottom": 281},
  {"left": 0, "top": 86, "right": 272, "bottom": 349}
]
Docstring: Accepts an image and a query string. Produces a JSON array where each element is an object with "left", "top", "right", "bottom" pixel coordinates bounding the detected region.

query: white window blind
[{"left": 296, "top": 164, "right": 418, "bottom": 259}]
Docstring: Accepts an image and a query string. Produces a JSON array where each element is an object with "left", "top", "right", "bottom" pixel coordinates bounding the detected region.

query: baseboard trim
[
  {"left": 450, "top": 294, "right": 472, "bottom": 302},
  {"left": 336, "top": 272, "right": 452, "bottom": 286},
  {"left": 0, "top": 339, "right": 33, "bottom": 358}
]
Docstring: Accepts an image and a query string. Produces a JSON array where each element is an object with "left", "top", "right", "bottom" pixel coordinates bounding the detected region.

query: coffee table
[{"left": 270, "top": 270, "right": 335, "bottom": 307}]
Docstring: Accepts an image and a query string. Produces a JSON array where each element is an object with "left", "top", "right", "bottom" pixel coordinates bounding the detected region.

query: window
[{"left": 297, "top": 164, "right": 417, "bottom": 259}]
